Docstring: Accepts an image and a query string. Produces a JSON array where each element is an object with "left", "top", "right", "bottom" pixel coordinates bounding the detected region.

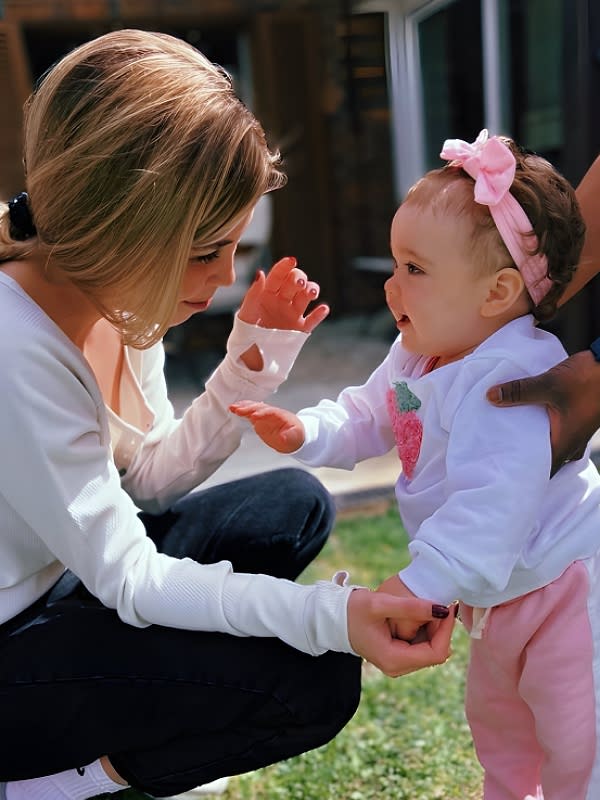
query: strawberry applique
[{"left": 386, "top": 381, "right": 423, "bottom": 479}]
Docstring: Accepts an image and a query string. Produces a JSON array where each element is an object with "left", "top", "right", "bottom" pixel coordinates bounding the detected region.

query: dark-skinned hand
[{"left": 487, "top": 348, "right": 600, "bottom": 476}]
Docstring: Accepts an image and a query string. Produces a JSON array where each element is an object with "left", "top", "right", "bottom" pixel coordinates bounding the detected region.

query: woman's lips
[{"left": 183, "top": 298, "right": 211, "bottom": 312}]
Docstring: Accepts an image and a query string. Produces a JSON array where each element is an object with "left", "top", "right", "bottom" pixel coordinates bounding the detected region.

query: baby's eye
[
  {"left": 407, "top": 262, "right": 423, "bottom": 275},
  {"left": 191, "top": 250, "right": 220, "bottom": 264}
]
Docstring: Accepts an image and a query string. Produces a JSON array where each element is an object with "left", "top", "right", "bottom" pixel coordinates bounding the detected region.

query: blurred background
[{"left": 1, "top": 0, "right": 599, "bottom": 361}]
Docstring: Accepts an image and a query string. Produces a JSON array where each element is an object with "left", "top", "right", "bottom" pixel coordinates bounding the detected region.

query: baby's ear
[{"left": 480, "top": 267, "right": 528, "bottom": 318}]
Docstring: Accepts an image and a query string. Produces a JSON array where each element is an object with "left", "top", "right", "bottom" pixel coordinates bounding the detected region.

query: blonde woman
[{"left": 0, "top": 29, "right": 453, "bottom": 800}]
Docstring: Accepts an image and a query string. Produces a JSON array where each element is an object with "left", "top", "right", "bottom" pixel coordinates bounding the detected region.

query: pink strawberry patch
[{"left": 386, "top": 382, "right": 423, "bottom": 479}]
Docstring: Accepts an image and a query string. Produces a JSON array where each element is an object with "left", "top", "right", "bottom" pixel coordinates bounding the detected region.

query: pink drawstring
[{"left": 440, "top": 129, "right": 552, "bottom": 305}]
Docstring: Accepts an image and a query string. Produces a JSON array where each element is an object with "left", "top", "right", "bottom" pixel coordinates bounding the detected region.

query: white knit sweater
[{"left": 0, "top": 271, "right": 354, "bottom": 656}]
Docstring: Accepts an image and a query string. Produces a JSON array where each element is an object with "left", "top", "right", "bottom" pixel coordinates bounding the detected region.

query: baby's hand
[
  {"left": 230, "top": 400, "right": 306, "bottom": 453},
  {"left": 377, "top": 574, "right": 447, "bottom": 642},
  {"left": 238, "top": 256, "right": 329, "bottom": 334}
]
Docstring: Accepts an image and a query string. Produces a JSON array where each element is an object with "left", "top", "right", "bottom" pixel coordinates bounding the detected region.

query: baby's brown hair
[{"left": 404, "top": 137, "right": 585, "bottom": 323}]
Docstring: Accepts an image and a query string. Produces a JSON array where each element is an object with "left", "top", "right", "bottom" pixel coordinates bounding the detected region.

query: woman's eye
[{"left": 192, "top": 250, "right": 220, "bottom": 264}]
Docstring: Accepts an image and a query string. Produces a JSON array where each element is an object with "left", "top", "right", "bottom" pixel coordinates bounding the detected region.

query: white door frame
[{"left": 355, "top": 0, "right": 504, "bottom": 200}]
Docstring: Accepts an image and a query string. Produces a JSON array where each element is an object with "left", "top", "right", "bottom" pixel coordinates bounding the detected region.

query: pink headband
[{"left": 439, "top": 129, "right": 552, "bottom": 305}]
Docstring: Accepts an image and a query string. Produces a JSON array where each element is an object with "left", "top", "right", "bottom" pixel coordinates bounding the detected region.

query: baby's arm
[{"left": 230, "top": 400, "right": 306, "bottom": 453}]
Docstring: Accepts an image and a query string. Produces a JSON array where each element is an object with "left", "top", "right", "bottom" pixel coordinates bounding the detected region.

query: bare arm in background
[{"left": 488, "top": 154, "right": 600, "bottom": 472}]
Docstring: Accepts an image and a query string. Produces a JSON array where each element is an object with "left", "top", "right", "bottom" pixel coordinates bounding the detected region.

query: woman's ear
[{"left": 480, "top": 267, "right": 528, "bottom": 318}]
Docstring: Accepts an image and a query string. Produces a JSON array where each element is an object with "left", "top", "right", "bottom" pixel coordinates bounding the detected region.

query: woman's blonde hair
[{"left": 0, "top": 29, "right": 285, "bottom": 346}]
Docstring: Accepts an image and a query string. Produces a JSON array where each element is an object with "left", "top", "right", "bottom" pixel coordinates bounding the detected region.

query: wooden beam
[{"left": 0, "top": 21, "right": 31, "bottom": 198}]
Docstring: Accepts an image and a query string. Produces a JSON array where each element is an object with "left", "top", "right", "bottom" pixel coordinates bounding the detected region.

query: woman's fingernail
[
  {"left": 432, "top": 604, "right": 450, "bottom": 618},
  {"left": 297, "top": 278, "right": 306, "bottom": 287}
]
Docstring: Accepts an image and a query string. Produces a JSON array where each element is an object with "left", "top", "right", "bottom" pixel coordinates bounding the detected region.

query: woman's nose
[{"left": 211, "top": 254, "right": 236, "bottom": 287}]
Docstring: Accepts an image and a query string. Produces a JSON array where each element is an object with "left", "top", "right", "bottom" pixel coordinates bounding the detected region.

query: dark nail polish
[{"left": 432, "top": 604, "right": 450, "bottom": 618}]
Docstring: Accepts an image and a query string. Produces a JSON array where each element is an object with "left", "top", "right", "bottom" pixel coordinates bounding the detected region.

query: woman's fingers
[
  {"left": 276, "top": 269, "right": 309, "bottom": 302},
  {"left": 348, "top": 590, "right": 454, "bottom": 677},
  {"left": 389, "top": 613, "right": 455, "bottom": 676},
  {"left": 302, "top": 303, "right": 330, "bottom": 334},
  {"left": 374, "top": 593, "right": 450, "bottom": 625},
  {"left": 237, "top": 270, "right": 266, "bottom": 325},
  {"left": 486, "top": 371, "right": 559, "bottom": 407},
  {"left": 262, "top": 256, "right": 298, "bottom": 293}
]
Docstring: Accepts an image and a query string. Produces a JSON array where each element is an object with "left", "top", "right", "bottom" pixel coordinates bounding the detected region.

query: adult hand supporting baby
[
  {"left": 487, "top": 153, "right": 600, "bottom": 474},
  {"left": 487, "top": 349, "right": 600, "bottom": 475},
  {"left": 347, "top": 589, "right": 454, "bottom": 677},
  {"left": 376, "top": 573, "right": 445, "bottom": 643}
]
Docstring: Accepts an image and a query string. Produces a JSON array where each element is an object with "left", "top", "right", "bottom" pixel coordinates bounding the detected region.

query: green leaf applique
[{"left": 392, "top": 381, "right": 421, "bottom": 413}]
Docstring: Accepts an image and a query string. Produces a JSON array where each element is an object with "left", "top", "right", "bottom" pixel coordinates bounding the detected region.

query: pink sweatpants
[{"left": 460, "top": 555, "right": 600, "bottom": 800}]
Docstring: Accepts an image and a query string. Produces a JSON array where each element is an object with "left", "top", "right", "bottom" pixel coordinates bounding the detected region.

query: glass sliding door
[
  {"left": 351, "top": 0, "right": 565, "bottom": 264},
  {"left": 416, "top": 0, "right": 485, "bottom": 169},
  {"left": 504, "top": 0, "right": 564, "bottom": 166}
]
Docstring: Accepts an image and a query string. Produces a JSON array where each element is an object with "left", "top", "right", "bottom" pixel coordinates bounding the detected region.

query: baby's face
[{"left": 384, "top": 203, "right": 494, "bottom": 366}]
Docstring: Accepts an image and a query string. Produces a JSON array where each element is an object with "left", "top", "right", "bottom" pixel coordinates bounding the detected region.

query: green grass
[{"left": 113, "top": 502, "right": 483, "bottom": 800}]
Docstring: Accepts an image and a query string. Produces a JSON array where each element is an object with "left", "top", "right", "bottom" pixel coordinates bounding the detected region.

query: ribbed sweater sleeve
[
  {"left": 122, "top": 314, "right": 309, "bottom": 512},
  {"left": 0, "top": 278, "right": 355, "bottom": 653}
]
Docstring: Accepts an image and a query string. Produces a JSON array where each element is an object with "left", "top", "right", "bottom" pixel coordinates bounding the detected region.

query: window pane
[
  {"left": 418, "top": 0, "right": 484, "bottom": 169},
  {"left": 505, "top": 0, "right": 563, "bottom": 166}
]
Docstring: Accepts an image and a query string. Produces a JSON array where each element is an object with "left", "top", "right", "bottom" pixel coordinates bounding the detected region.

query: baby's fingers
[
  {"left": 230, "top": 401, "right": 283, "bottom": 426},
  {"left": 229, "top": 400, "right": 265, "bottom": 419}
]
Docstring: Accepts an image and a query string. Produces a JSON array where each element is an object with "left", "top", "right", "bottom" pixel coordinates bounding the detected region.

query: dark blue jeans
[{"left": 0, "top": 468, "right": 361, "bottom": 796}]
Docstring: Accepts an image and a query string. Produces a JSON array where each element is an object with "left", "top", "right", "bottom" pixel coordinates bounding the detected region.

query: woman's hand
[
  {"left": 347, "top": 589, "right": 454, "bottom": 677},
  {"left": 229, "top": 400, "right": 306, "bottom": 453},
  {"left": 376, "top": 574, "right": 436, "bottom": 642},
  {"left": 486, "top": 349, "right": 600, "bottom": 475},
  {"left": 238, "top": 256, "right": 329, "bottom": 334}
]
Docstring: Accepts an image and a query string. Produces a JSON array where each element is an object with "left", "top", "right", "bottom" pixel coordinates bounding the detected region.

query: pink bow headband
[{"left": 439, "top": 129, "right": 552, "bottom": 305}]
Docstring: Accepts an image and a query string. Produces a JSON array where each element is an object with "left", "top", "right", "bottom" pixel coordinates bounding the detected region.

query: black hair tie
[{"left": 8, "top": 192, "right": 37, "bottom": 240}]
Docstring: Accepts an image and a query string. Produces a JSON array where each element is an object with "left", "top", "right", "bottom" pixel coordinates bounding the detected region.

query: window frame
[{"left": 355, "top": 0, "right": 505, "bottom": 202}]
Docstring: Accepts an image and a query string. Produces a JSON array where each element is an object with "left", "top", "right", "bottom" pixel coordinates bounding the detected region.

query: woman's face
[{"left": 170, "top": 209, "right": 254, "bottom": 327}]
